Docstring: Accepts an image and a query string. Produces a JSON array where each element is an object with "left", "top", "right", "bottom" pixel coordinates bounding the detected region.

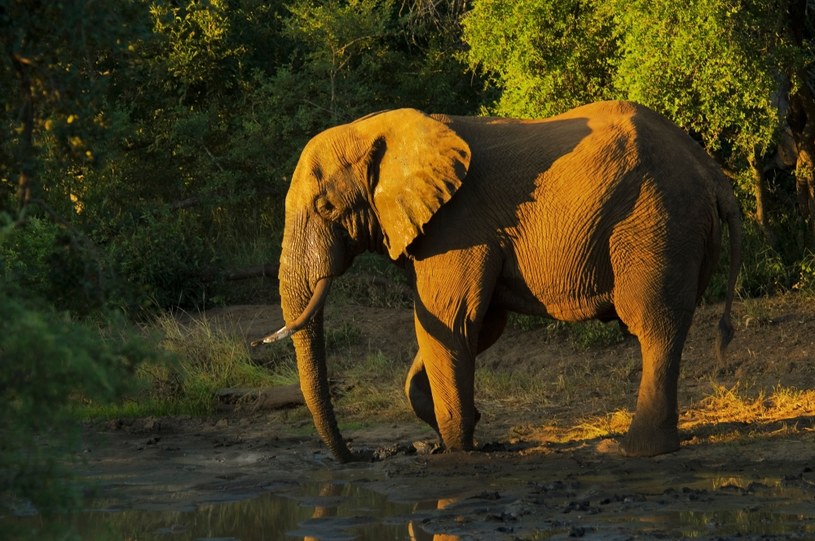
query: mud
[
  {"left": 37, "top": 294, "right": 815, "bottom": 538},
  {"left": 72, "top": 415, "right": 815, "bottom": 540}
]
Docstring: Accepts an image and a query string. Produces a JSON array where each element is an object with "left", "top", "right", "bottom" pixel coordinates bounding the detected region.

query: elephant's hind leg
[
  {"left": 405, "top": 353, "right": 440, "bottom": 435},
  {"left": 615, "top": 295, "right": 695, "bottom": 456}
]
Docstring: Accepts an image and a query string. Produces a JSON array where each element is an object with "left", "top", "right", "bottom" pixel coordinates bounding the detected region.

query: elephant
[{"left": 254, "top": 100, "right": 742, "bottom": 463}]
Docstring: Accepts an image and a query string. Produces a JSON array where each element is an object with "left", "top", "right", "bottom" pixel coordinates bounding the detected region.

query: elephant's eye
[{"left": 315, "top": 196, "right": 337, "bottom": 218}]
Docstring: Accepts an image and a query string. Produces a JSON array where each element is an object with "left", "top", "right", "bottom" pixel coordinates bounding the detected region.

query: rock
[{"left": 216, "top": 384, "right": 305, "bottom": 411}]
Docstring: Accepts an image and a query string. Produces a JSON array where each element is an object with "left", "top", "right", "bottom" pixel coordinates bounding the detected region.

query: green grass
[
  {"left": 78, "top": 312, "right": 288, "bottom": 419},
  {"left": 76, "top": 314, "right": 373, "bottom": 420},
  {"left": 741, "top": 296, "right": 774, "bottom": 326},
  {"left": 508, "top": 314, "right": 626, "bottom": 349},
  {"left": 75, "top": 398, "right": 181, "bottom": 420},
  {"left": 476, "top": 367, "right": 549, "bottom": 410},
  {"left": 336, "top": 351, "right": 411, "bottom": 421},
  {"left": 331, "top": 253, "right": 412, "bottom": 308},
  {"left": 568, "top": 320, "right": 627, "bottom": 349}
]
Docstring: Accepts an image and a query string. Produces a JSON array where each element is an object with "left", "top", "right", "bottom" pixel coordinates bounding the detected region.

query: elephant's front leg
[
  {"left": 410, "top": 247, "right": 501, "bottom": 451},
  {"left": 405, "top": 307, "right": 506, "bottom": 438},
  {"left": 406, "top": 352, "right": 498, "bottom": 442},
  {"left": 413, "top": 316, "right": 478, "bottom": 451}
]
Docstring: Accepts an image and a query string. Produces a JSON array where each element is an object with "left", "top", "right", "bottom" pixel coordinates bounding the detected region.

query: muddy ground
[{"left": 79, "top": 293, "right": 815, "bottom": 540}]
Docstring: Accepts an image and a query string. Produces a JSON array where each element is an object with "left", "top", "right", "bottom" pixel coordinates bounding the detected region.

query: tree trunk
[
  {"left": 787, "top": 0, "right": 815, "bottom": 251},
  {"left": 795, "top": 141, "right": 815, "bottom": 250},
  {"left": 748, "top": 150, "right": 776, "bottom": 247},
  {"left": 789, "top": 89, "right": 815, "bottom": 251},
  {"left": 11, "top": 53, "right": 35, "bottom": 212}
]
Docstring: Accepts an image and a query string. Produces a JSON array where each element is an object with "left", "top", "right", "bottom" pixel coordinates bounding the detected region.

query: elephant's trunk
[
  {"left": 276, "top": 238, "right": 355, "bottom": 462},
  {"left": 291, "top": 310, "right": 356, "bottom": 462}
]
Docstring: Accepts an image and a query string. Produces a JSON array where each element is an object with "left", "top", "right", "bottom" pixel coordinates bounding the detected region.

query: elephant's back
[{"left": 439, "top": 102, "right": 722, "bottom": 320}]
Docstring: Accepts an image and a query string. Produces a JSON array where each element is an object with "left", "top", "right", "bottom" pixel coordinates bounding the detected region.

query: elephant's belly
[{"left": 492, "top": 280, "right": 616, "bottom": 323}]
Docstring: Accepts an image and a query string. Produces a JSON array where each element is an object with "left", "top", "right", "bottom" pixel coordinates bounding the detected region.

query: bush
[
  {"left": 0, "top": 292, "right": 163, "bottom": 540},
  {"left": 0, "top": 217, "right": 104, "bottom": 315},
  {"left": 102, "top": 211, "right": 221, "bottom": 312}
]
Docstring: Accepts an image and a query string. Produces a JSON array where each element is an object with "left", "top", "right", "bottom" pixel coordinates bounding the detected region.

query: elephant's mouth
[{"left": 250, "top": 277, "right": 332, "bottom": 346}]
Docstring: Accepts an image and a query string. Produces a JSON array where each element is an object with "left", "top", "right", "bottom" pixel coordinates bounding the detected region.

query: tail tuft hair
[{"left": 715, "top": 315, "right": 734, "bottom": 364}]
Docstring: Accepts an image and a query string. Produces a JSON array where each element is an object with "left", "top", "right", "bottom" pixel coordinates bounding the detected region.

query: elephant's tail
[{"left": 715, "top": 176, "right": 742, "bottom": 364}]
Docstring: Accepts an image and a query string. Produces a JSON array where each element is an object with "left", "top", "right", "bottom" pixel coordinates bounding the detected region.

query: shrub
[
  {"left": 0, "top": 292, "right": 162, "bottom": 540},
  {"left": 101, "top": 211, "right": 221, "bottom": 312},
  {"left": 0, "top": 217, "right": 104, "bottom": 315}
]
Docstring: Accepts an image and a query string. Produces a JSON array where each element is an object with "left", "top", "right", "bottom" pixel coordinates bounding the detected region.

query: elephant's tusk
[
  {"left": 250, "top": 325, "right": 293, "bottom": 346},
  {"left": 251, "top": 277, "right": 332, "bottom": 347}
]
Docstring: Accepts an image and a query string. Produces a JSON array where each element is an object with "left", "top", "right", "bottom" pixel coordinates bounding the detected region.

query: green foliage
[
  {"left": 508, "top": 314, "right": 626, "bottom": 349},
  {"left": 332, "top": 253, "right": 413, "bottom": 308},
  {"left": 0, "top": 217, "right": 104, "bottom": 314},
  {"left": 795, "top": 251, "right": 815, "bottom": 291},
  {"left": 463, "top": 0, "right": 617, "bottom": 117},
  {"left": 608, "top": 0, "right": 782, "bottom": 158},
  {"left": 283, "top": 0, "right": 392, "bottom": 120},
  {"left": 464, "top": 0, "right": 786, "bottom": 160},
  {"left": 568, "top": 320, "right": 627, "bottom": 350},
  {"left": 103, "top": 211, "right": 221, "bottom": 311},
  {"left": 0, "top": 291, "right": 162, "bottom": 538}
]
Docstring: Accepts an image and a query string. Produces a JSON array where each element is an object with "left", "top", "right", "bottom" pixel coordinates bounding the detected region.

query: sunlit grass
[
  {"left": 476, "top": 368, "right": 550, "bottom": 412},
  {"left": 516, "top": 383, "right": 815, "bottom": 447},
  {"left": 682, "top": 382, "right": 815, "bottom": 429},
  {"left": 78, "top": 312, "right": 289, "bottom": 418}
]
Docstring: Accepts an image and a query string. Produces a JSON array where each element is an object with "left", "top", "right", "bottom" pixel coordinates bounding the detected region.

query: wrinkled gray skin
[{"left": 257, "top": 101, "right": 742, "bottom": 463}]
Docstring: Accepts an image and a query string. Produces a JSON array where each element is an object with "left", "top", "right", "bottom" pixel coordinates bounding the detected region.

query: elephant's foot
[
  {"left": 405, "top": 359, "right": 482, "bottom": 434},
  {"left": 437, "top": 420, "right": 476, "bottom": 453},
  {"left": 441, "top": 439, "right": 475, "bottom": 453},
  {"left": 621, "top": 423, "right": 680, "bottom": 457}
]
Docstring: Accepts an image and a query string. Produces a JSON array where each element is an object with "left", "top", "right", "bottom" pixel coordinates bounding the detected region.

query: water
[
  {"left": 57, "top": 482, "right": 430, "bottom": 540},
  {"left": 8, "top": 471, "right": 815, "bottom": 540}
]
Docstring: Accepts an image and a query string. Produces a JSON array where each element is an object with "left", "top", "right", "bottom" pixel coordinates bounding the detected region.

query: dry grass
[
  {"left": 511, "top": 383, "right": 815, "bottom": 448},
  {"left": 335, "top": 351, "right": 413, "bottom": 421},
  {"left": 681, "top": 383, "right": 815, "bottom": 434}
]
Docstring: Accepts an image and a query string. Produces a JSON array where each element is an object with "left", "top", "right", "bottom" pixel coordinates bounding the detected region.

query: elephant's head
[{"left": 264, "top": 109, "right": 471, "bottom": 461}]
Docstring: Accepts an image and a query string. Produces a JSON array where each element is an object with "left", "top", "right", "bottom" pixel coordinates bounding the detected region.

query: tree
[
  {"left": 786, "top": 0, "right": 815, "bottom": 249},
  {"left": 609, "top": 0, "right": 786, "bottom": 246},
  {"left": 0, "top": 0, "right": 146, "bottom": 215},
  {"left": 463, "top": 0, "right": 815, "bottom": 260},
  {"left": 462, "top": 0, "right": 617, "bottom": 118}
]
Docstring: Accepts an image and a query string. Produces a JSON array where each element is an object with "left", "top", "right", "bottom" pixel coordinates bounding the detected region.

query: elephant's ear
[{"left": 368, "top": 109, "right": 471, "bottom": 259}]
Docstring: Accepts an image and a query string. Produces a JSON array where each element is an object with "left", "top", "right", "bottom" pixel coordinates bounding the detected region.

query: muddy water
[
  {"left": 9, "top": 417, "right": 815, "bottom": 540},
  {"left": 13, "top": 468, "right": 815, "bottom": 540},
  {"left": 63, "top": 482, "right": 424, "bottom": 540}
]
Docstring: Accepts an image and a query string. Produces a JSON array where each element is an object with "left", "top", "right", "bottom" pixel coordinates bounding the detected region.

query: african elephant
[{"left": 255, "top": 101, "right": 742, "bottom": 463}]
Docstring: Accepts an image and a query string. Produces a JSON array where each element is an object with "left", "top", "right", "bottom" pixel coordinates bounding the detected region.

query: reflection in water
[
  {"left": 6, "top": 473, "right": 814, "bottom": 540},
  {"left": 408, "top": 497, "right": 460, "bottom": 541},
  {"left": 7, "top": 481, "right": 460, "bottom": 541},
  {"left": 303, "top": 482, "right": 342, "bottom": 541},
  {"left": 301, "top": 482, "right": 460, "bottom": 541}
]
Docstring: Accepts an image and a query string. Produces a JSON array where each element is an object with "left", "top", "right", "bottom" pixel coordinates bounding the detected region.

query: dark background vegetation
[{"left": 1, "top": 0, "right": 813, "bottom": 535}]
